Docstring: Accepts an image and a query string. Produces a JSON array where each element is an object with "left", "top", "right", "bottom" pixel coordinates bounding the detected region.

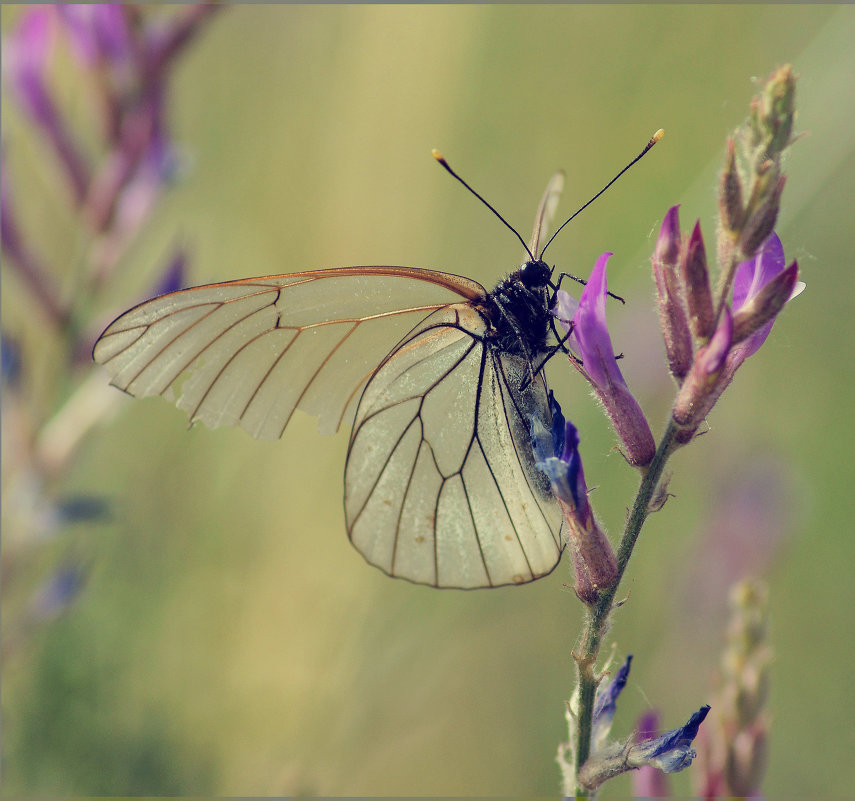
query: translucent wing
[
  {"left": 529, "top": 170, "right": 565, "bottom": 258},
  {"left": 345, "top": 303, "right": 565, "bottom": 589},
  {"left": 93, "top": 267, "right": 485, "bottom": 439}
]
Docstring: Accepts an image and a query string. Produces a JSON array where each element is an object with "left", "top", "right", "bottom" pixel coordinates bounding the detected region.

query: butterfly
[{"left": 93, "top": 140, "right": 660, "bottom": 590}]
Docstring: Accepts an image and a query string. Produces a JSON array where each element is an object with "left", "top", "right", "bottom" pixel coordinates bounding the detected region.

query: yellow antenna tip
[
  {"left": 431, "top": 148, "right": 444, "bottom": 161},
  {"left": 653, "top": 128, "right": 665, "bottom": 143}
]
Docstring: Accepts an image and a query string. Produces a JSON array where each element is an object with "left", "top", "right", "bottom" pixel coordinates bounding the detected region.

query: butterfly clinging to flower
[{"left": 93, "top": 137, "right": 661, "bottom": 589}]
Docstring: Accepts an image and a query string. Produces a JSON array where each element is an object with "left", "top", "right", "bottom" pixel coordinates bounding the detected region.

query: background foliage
[{"left": 3, "top": 5, "right": 853, "bottom": 795}]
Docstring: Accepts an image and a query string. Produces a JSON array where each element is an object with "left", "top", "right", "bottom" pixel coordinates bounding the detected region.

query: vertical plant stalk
[{"left": 571, "top": 418, "right": 680, "bottom": 796}]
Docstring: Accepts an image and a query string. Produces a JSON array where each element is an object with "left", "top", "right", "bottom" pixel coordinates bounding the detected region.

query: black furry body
[{"left": 480, "top": 259, "right": 554, "bottom": 359}]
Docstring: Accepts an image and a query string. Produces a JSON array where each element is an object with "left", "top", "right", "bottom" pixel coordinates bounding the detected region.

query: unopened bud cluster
[
  {"left": 720, "top": 65, "right": 796, "bottom": 268},
  {"left": 652, "top": 66, "right": 802, "bottom": 444}
]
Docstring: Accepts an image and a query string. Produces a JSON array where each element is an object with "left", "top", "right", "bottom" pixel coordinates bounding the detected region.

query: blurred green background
[{"left": 3, "top": 4, "right": 854, "bottom": 796}]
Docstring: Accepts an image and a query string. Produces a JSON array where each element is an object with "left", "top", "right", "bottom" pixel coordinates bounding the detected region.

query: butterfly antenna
[
  {"left": 432, "top": 149, "right": 535, "bottom": 262},
  {"left": 539, "top": 129, "right": 664, "bottom": 260}
]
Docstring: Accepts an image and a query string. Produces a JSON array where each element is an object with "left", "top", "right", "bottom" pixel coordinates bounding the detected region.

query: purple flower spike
[
  {"left": 628, "top": 705, "right": 711, "bottom": 774},
  {"left": 565, "top": 253, "right": 655, "bottom": 467}
]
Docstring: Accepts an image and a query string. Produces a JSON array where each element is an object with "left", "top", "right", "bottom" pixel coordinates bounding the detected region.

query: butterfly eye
[{"left": 519, "top": 260, "right": 551, "bottom": 288}]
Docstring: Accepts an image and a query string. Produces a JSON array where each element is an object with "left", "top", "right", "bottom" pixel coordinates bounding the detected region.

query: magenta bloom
[
  {"left": 555, "top": 253, "right": 655, "bottom": 467},
  {"left": 673, "top": 231, "right": 801, "bottom": 443},
  {"left": 56, "top": 4, "right": 132, "bottom": 68},
  {"left": 731, "top": 232, "right": 803, "bottom": 358},
  {"left": 3, "top": 7, "right": 91, "bottom": 201},
  {"left": 2, "top": 7, "right": 56, "bottom": 128}
]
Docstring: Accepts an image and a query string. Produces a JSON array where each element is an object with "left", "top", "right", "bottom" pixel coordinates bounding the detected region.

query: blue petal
[
  {"left": 594, "top": 654, "right": 633, "bottom": 723},
  {"left": 632, "top": 705, "right": 710, "bottom": 773},
  {"left": 548, "top": 391, "right": 566, "bottom": 455}
]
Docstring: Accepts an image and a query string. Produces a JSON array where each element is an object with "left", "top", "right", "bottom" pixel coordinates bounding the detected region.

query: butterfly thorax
[{"left": 483, "top": 259, "right": 553, "bottom": 358}]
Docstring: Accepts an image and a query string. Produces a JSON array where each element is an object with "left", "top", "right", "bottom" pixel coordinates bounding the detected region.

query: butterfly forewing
[
  {"left": 93, "top": 267, "right": 485, "bottom": 439},
  {"left": 345, "top": 304, "right": 563, "bottom": 589}
]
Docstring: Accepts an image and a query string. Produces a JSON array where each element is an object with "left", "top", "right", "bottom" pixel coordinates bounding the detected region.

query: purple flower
[
  {"left": 592, "top": 655, "right": 633, "bottom": 750},
  {"left": 532, "top": 406, "right": 588, "bottom": 517},
  {"left": 112, "top": 87, "right": 181, "bottom": 235},
  {"left": 1, "top": 334, "right": 23, "bottom": 391},
  {"left": 672, "top": 231, "right": 802, "bottom": 444},
  {"left": 3, "top": 7, "right": 90, "bottom": 201},
  {"left": 632, "top": 711, "right": 671, "bottom": 797},
  {"left": 531, "top": 395, "right": 617, "bottom": 604},
  {"left": 56, "top": 4, "right": 133, "bottom": 68},
  {"left": 151, "top": 246, "right": 188, "bottom": 297},
  {"left": 627, "top": 705, "right": 711, "bottom": 773},
  {"left": 575, "top": 661, "right": 710, "bottom": 791},
  {"left": 555, "top": 253, "right": 655, "bottom": 467},
  {"left": 731, "top": 232, "right": 803, "bottom": 357},
  {"left": 28, "top": 562, "right": 88, "bottom": 623},
  {"left": 2, "top": 7, "right": 56, "bottom": 128}
]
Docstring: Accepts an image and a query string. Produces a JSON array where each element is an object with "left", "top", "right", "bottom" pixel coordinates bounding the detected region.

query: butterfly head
[{"left": 518, "top": 258, "right": 552, "bottom": 290}]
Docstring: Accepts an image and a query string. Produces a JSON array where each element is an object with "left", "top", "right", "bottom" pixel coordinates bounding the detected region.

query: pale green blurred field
[{"left": 3, "top": 5, "right": 854, "bottom": 796}]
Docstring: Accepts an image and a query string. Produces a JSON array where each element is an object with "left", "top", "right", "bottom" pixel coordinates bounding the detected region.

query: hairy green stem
[{"left": 570, "top": 417, "right": 680, "bottom": 796}]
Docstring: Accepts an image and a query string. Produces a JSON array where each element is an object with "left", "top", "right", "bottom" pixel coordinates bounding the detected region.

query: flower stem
[{"left": 570, "top": 416, "right": 680, "bottom": 796}]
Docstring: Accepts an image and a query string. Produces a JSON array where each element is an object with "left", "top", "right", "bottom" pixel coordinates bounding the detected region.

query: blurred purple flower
[
  {"left": 111, "top": 87, "right": 181, "bottom": 236},
  {"left": 679, "top": 457, "right": 796, "bottom": 627},
  {"left": 151, "top": 246, "right": 188, "bottom": 297},
  {"left": 555, "top": 253, "right": 655, "bottom": 467},
  {"left": 1, "top": 334, "right": 23, "bottom": 391},
  {"left": 28, "top": 562, "right": 88, "bottom": 623},
  {"left": 56, "top": 495, "right": 112, "bottom": 525},
  {"left": 56, "top": 4, "right": 133, "bottom": 68},
  {"left": 3, "top": 7, "right": 56, "bottom": 128},
  {"left": 627, "top": 705, "right": 710, "bottom": 774},
  {"left": 3, "top": 7, "right": 90, "bottom": 201},
  {"left": 632, "top": 711, "right": 671, "bottom": 797}
]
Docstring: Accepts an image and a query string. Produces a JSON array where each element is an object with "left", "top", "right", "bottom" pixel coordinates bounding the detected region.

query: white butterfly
[{"left": 94, "top": 165, "right": 569, "bottom": 588}]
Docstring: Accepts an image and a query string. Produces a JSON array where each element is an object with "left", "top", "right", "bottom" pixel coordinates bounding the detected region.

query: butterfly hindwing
[{"left": 345, "top": 304, "right": 564, "bottom": 589}]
